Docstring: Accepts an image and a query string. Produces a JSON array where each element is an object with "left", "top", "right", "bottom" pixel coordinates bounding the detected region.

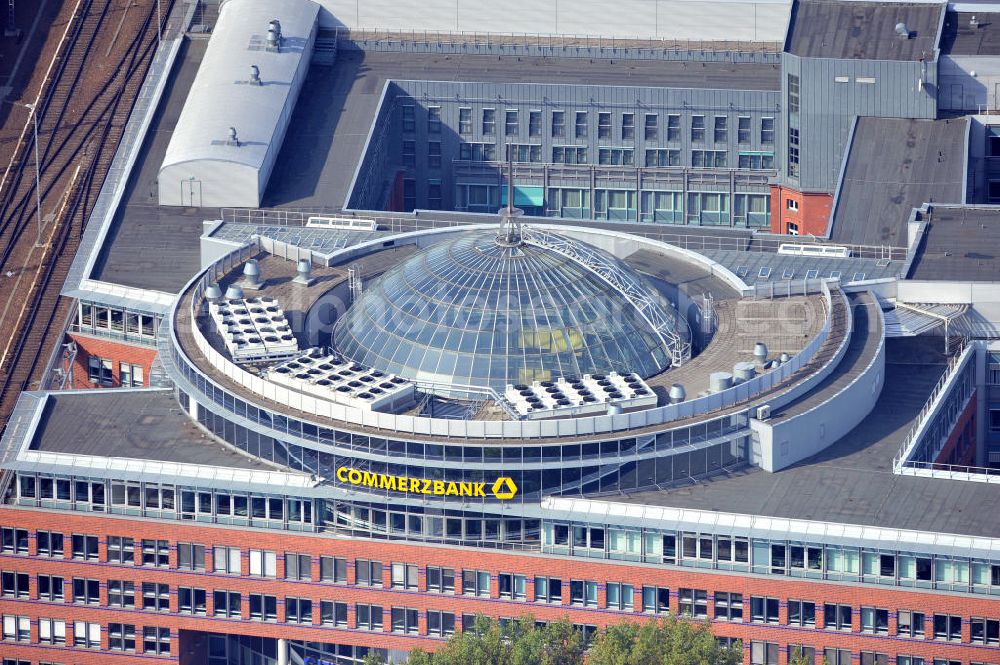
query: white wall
[
  {"left": 316, "top": 0, "right": 792, "bottom": 42},
  {"left": 753, "top": 300, "right": 886, "bottom": 472},
  {"left": 938, "top": 55, "right": 1000, "bottom": 112},
  {"left": 159, "top": 161, "right": 261, "bottom": 208}
]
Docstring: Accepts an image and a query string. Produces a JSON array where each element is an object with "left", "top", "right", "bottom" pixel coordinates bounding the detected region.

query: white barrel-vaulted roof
[{"left": 158, "top": 0, "right": 319, "bottom": 208}]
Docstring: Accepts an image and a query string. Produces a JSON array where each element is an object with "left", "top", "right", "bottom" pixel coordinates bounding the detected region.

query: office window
[
  {"left": 107, "top": 535, "right": 134, "bottom": 564},
  {"left": 458, "top": 142, "right": 497, "bottom": 161},
  {"left": 214, "top": 590, "right": 241, "bottom": 618},
  {"left": 73, "top": 621, "right": 100, "bottom": 648},
  {"left": 285, "top": 552, "right": 311, "bottom": 581},
  {"left": 528, "top": 110, "right": 542, "bottom": 137},
  {"left": 934, "top": 614, "right": 962, "bottom": 641},
  {"left": 109, "top": 623, "right": 135, "bottom": 651},
  {"left": 738, "top": 152, "right": 775, "bottom": 170},
  {"left": 621, "top": 113, "right": 635, "bottom": 140},
  {"left": 534, "top": 576, "right": 562, "bottom": 603},
  {"left": 679, "top": 588, "right": 707, "bottom": 618},
  {"left": 824, "top": 603, "right": 852, "bottom": 631},
  {"left": 666, "top": 114, "right": 681, "bottom": 141},
  {"left": 972, "top": 617, "right": 1000, "bottom": 645},
  {"left": 214, "top": 546, "right": 241, "bottom": 575},
  {"left": 751, "top": 641, "right": 779, "bottom": 665},
  {"left": 551, "top": 110, "right": 565, "bottom": 137},
  {"left": 179, "top": 587, "right": 206, "bottom": 615},
  {"left": 142, "top": 582, "right": 169, "bottom": 612},
  {"left": 250, "top": 593, "right": 277, "bottom": 621},
  {"left": 356, "top": 559, "right": 383, "bottom": 587},
  {"left": 428, "top": 566, "right": 456, "bottom": 593},
  {"left": 504, "top": 109, "right": 518, "bottom": 136},
  {"left": 71, "top": 533, "right": 98, "bottom": 560},
  {"left": 428, "top": 141, "right": 442, "bottom": 168},
  {"left": 463, "top": 569, "right": 491, "bottom": 597},
  {"left": 643, "top": 113, "right": 658, "bottom": 140},
  {"left": 37, "top": 530, "right": 63, "bottom": 557},
  {"left": 88, "top": 356, "right": 113, "bottom": 385},
  {"left": 642, "top": 585, "right": 670, "bottom": 614},
  {"left": 714, "top": 592, "right": 742, "bottom": 621},
  {"left": 761, "top": 117, "right": 775, "bottom": 143},
  {"left": 392, "top": 562, "right": 418, "bottom": 590},
  {"left": 737, "top": 116, "right": 751, "bottom": 143},
  {"left": 317, "top": 600, "right": 346, "bottom": 627},
  {"left": 286, "top": 597, "right": 313, "bottom": 624},
  {"left": 142, "top": 538, "right": 168, "bottom": 567},
  {"left": 645, "top": 148, "right": 681, "bottom": 167},
  {"left": 249, "top": 549, "right": 276, "bottom": 577},
  {"left": 108, "top": 580, "right": 135, "bottom": 608},
  {"left": 575, "top": 111, "right": 588, "bottom": 138},
  {"left": 143, "top": 627, "right": 170, "bottom": 655},
  {"left": 120, "top": 362, "right": 144, "bottom": 387},
  {"left": 428, "top": 610, "right": 456, "bottom": 636},
  {"left": 552, "top": 145, "right": 587, "bottom": 164},
  {"left": 825, "top": 649, "right": 852, "bottom": 665},
  {"left": 38, "top": 618, "right": 66, "bottom": 646},
  {"left": 861, "top": 653, "right": 888, "bottom": 665},
  {"left": 598, "top": 147, "right": 634, "bottom": 165},
  {"left": 788, "top": 126, "right": 800, "bottom": 177},
  {"left": 897, "top": 658, "right": 925, "bottom": 665},
  {"left": 607, "top": 582, "right": 634, "bottom": 611},
  {"left": 482, "top": 108, "right": 496, "bottom": 135},
  {"left": 898, "top": 610, "right": 925, "bottom": 637},
  {"left": 691, "top": 115, "right": 705, "bottom": 141},
  {"left": 401, "top": 104, "right": 415, "bottom": 132},
  {"left": 789, "top": 645, "right": 816, "bottom": 663},
  {"left": 498, "top": 572, "right": 526, "bottom": 600},
  {"left": 402, "top": 139, "right": 416, "bottom": 166},
  {"left": 177, "top": 542, "right": 205, "bottom": 570},
  {"left": 458, "top": 107, "right": 472, "bottom": 134},
  {"left": 72, "top": 577, "right": 99, "bottom": 604},
  {"left": 788, "top": 599, "right": 815, "bottom": 627},
  {"left": 0, "top": 572, "right": 27, "bottom": 599},
  {"left": 598, "top": 112, "right": 612, "bottom": 139},
  {"left": 427, "top": 106, "right": 441, "bottom": 134},
  {"left": 750, "top": 596, "right": 779, "bottom": 624},
  {"left": 861, "top": 607, "right": 889, "bottom": 634},
  {"left": 37, "top": 574, "right": 64, "bottom": 602},
  {"left": 357, "top": 604, "right": 384, "bottom": 630},
  {"left": 691, "top": 149, "right": 727, "bottom": 168},
  {"left": 320, "top": 555, "right": 347, "bottom": 583},
  {"left": 392, "top": 607, "right": 419, "bottom": 634},
  {"left": 511, "top": 143, "right": 542, "bottom": 162},
  {"left": 570, "top": 579, "right": 598, "bottom": 607},
  {"left": 714, "top": 116, "right": 728, "bottom": 142}
]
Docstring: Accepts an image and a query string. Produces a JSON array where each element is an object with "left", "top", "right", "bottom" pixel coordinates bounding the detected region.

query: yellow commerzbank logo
[{"left": 336, "top": 467, "right": 518, "bottom": 500}]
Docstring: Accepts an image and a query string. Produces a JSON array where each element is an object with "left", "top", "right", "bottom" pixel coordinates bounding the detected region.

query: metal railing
[{"left": 892, "top": 337, "right": 975, "bottom": 472}]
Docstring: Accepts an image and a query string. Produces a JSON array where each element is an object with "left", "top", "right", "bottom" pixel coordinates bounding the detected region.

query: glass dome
[{"left": 332, "top": 229, "right": 682, "bottom": 394}]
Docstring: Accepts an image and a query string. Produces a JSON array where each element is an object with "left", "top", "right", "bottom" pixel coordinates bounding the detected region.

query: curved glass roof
[{"left": 332, "top": 229, "right": 678, "bottom": 394}]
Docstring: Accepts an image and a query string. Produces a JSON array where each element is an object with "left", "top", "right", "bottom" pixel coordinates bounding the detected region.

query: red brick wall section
[
  {"left": 933, "top": 390, "right": 978, "bottom": 468},
  {"left": 386, "top": 170, "right": 407, "bottom": 212},
  {"left": 64, "top": 333, "right": 157, "bottom": 390},
  {"left": 0, "top": 506, "right": 998, "bottom": 664},
  {"left": 769, "top": 185, "right": 833, "bottom": 237}
]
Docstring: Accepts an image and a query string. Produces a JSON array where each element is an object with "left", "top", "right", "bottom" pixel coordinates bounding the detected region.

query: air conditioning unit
[{"left": 756, "top": 404, "right": 772, "bottom": 420}]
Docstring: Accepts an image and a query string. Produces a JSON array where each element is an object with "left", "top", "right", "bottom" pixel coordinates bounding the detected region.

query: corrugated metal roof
[{"left": 159, "top": 0, "right": 319, "bottom": 173}]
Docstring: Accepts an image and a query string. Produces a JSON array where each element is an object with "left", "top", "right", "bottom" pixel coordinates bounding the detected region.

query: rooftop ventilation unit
[
  {"left": 250, "top": 64, "right": 261, "bottom": 86},
  {"left": 266, "top": 348, "right": 415, "bottom": 412},
  {"left": 504, "top": 372, "right": 657, "bottom": 420},
  {"left": 208, "top": 295, "right": 298, "bottom": 364},
  {"left": 224, "top": 284, "right": 244, "bottom": 300},
  {"left": 753, "top": 341, "right": 768, "bottom": 367},
  {"left": 204, "top": 283, "right": 223, "bottom": 301},
  {"left": 895, "top": 22, "right": 910, "bottom": 39},
  {"left": 293, "top": 259, "right": 315, "bottom": 286},
  {"left": 266, "top": 19, "right": 282, "bottom": 52},
  {"left": 242, "top": 259, "right": 264, "bottom": 290},
  {"left": 227, "top": 126, "right": 240, "bottom": 147},
  {"left": 668, "top": 384, "right": 686, "bottom": 404}
]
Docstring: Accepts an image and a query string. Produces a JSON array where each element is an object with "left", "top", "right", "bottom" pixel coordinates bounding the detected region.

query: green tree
[
  {"left": 407, "top": 615, "right": 585, "bottom": 665},
  {"left": 588, "top": 616, "right": 740, "bottom": 665}
]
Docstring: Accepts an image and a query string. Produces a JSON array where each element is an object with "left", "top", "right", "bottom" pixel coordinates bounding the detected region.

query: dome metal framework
[{"left": 332, "top": 228, "right": 690, "bottom": 395}]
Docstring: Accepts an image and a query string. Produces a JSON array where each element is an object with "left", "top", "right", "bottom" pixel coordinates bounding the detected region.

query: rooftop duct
[
  {"left": 242, "top": 259, "right": 264, "bottom": 290},
  {"left": 224, "top": 284, "right": 244, "bottom": 300},
  {"left": 204, "top": 283, "right": 223, "bottom": 301},
  {"left": 895, "top": 22, "right": 910, "bottom": 39},
  {"left": 293, "top": 259, "right": 315, "bottom": 286},
  {"left": 250, "top": 64, "right": 261, "bottom": 85}
]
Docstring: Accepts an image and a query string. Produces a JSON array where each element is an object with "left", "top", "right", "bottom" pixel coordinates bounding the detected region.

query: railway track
[{"left": 0, "top": 0, "right": 171, "bottom": 428}]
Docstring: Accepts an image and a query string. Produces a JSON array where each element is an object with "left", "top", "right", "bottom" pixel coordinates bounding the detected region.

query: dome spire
[{"left": 496, "top": 144, "right": 524, "bottom": 247}]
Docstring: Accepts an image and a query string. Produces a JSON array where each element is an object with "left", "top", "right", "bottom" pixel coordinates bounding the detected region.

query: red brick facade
[
  {"left": 769, "top": 185, "right": 833, "bottom": 237},
  {"left": 0, "top": 506, "right": 998, "bottom": 664},
  {"left": 62, "top": 333, "right": 157, "bottom": 390},
  {"left": 933, "top": 390, "right": 978, "bottom": 468}
]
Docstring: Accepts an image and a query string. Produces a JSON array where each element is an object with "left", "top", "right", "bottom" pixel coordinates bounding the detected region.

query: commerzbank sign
[{"left": 335, "top": 467, "right": 519, "bottom": 500}]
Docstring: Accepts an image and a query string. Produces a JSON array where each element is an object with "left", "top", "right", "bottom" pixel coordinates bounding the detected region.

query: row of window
[
  {"left": 403, "top": 105, "right": 776, "bottom": 144},
  {"left": 5, "top": 565, "right": 998, "bottom": 645},
  {"left": 1, "top": 616, "right": 169, "bottom": 654},
  {"left": 750, "top": 642, "right": 997, "bottom": 665}
]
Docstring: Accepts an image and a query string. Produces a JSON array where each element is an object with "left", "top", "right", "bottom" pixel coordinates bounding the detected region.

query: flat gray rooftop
[
  {"left": 830, "top": 117, "right": 967, "bottom": 248},
  {"left": 908, "top": 206, "right": 1000, "bottom": 282},
  {"left": 940, "top": 12, "right": 1000, "bottom": 55},
  {"left": 697, "top": 248, "right": 901, "bottom": 284},
  {"left": 785, "top": 0, "right": 943, "bottom": 60},
  {"left": 30, "top": 390, "right": 270, "bottom": 469},
  {"left": 619, "top": 335, "right": 1000, "bottom": 539}
]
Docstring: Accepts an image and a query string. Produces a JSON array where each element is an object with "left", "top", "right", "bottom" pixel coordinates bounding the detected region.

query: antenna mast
[{"left": 497, "top": 143, "right": 524, "bottom": 246}]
